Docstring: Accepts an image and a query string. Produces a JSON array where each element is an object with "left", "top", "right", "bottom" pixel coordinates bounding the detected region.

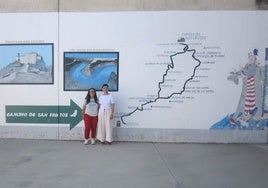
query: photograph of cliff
[{"left": 0, "top": 43, "right": 54, "bottom": 84}]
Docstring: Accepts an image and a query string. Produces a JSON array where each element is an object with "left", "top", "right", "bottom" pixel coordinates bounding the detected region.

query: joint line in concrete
[{"left": 152, "top": 143, "right": 182, "bottom": 188}]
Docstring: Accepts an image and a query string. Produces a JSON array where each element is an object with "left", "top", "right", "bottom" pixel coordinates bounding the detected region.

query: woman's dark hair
[
  {"left": 85, "top": 88, "right": 98, "bottom": 104},
  {"left": 102, "top": 83, "right": 109, "bottom": 88}
]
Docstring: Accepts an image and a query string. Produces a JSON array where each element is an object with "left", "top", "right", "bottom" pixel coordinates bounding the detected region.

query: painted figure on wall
[
  {"left": 262, "top": 48, "right": 268, "bottom": 115},
  {"left": 211, "top": 48, "right": 268, "bottom": 130}
]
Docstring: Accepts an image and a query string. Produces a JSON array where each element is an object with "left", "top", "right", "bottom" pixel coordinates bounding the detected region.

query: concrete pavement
[{"left": 0, "top": 139, "right": 267, "bottom": 188}]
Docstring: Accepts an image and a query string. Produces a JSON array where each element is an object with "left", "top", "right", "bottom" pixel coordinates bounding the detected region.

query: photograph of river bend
[{"left": 64, "top": 52, "right": 119, "bottom": 91}]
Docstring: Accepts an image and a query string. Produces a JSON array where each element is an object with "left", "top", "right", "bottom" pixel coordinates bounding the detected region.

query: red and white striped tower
[{"left": 244, "top": 75, "right": 256, "bottom": 114}]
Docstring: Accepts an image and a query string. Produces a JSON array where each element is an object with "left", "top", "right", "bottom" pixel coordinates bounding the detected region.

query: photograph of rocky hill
[{"left": 0, "top": 44, "right": 53, "bottom": 84}]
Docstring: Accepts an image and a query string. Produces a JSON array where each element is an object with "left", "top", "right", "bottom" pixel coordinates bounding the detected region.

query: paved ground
[{"left": 0, "top": 139, "right": 267, "bottom": 188}]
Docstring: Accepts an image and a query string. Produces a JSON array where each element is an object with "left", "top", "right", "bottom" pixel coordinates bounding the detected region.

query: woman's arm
[
  {"left": 82, "top": 106, "right": 85, "bottom": 116},
  {"left": 110, "top": 103, "right": 115, "bottom": 120}
]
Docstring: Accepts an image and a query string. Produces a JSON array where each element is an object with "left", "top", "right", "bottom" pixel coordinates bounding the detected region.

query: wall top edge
[
  {"left": 0, "top": 0, "right": 268, "bottom": 12},
  {"left": 1, "top": 9, "right": 268, "bottom": 14}
]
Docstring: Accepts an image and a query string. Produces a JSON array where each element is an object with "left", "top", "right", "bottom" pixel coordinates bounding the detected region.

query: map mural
[
  {"left": 121, "top": 41, "right": 201, "bottom": 124},
  {"left": 0, "top": 11, "right": 268, "bottom": 133}
]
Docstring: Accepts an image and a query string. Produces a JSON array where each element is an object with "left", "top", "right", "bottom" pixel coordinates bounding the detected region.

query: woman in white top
[
  {"left": 82, "top": 88, "right": 99, "bottom": 145},
  {"left": 97, "top": 84, "right": 115, "bottom": 145}
]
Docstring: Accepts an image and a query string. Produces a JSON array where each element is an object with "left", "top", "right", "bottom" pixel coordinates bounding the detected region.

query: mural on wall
[
  {"left": 64, "top": 52, "right": 119, "bottom": 91},
  {"left": 1, "top": 11, "right": 268, "bottom": 135},
  {"left": 0, "top": 43, "right": 54, "bottom": 84},
  {"left": 120, "top": 41, "right": 201, "bottom": 125},
  {"left": 210, "top": 48, "right": 268, "bottom": 130}
]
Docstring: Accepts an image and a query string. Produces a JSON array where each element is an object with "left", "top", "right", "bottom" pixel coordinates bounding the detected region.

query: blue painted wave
[{"left": 210, "top": 113, "right": 268, "bottom": 130}]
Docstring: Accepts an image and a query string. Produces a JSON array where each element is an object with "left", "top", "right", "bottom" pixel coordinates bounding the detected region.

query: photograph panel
[
  {"left": 64, "top": 52, "right": 119, "bottom": 91},
  {"left": 0, "top": 43, "right": 54, "bottom": 84}
]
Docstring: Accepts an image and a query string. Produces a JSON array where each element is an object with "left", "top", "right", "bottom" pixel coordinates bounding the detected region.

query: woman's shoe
[{"left": 91, "top": 139, "right": 95, "bottom": 145}]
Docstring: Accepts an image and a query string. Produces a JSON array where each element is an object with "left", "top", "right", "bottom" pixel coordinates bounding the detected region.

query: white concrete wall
[{"left": 0, "top": 0, "right": 267, "bottom": 143}]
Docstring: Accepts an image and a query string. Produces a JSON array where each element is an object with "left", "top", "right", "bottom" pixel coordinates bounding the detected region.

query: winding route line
[{"left": 120, "top": 43, "right": 201, "bottom": 124}]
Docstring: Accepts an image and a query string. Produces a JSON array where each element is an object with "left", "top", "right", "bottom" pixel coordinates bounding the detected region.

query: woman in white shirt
[
  {"left": 97, "top": 84, "right": 115, "bottom": 145},
  {"left": 82, "top": 88, "right": 99, "bottom": 145}
]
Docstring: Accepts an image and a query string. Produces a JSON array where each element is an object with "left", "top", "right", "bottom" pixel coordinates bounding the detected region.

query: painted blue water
[
  {"left": 70, "top": 62, "right": 117, "bottom": 89},
  {"left": 210, "top": 113, "right": 268, "bottom": 130}
]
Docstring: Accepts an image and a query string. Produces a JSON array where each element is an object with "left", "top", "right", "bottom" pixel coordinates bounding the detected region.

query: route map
[{"left": 121, "top": 42, "right": 201, "bottom": 124}]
